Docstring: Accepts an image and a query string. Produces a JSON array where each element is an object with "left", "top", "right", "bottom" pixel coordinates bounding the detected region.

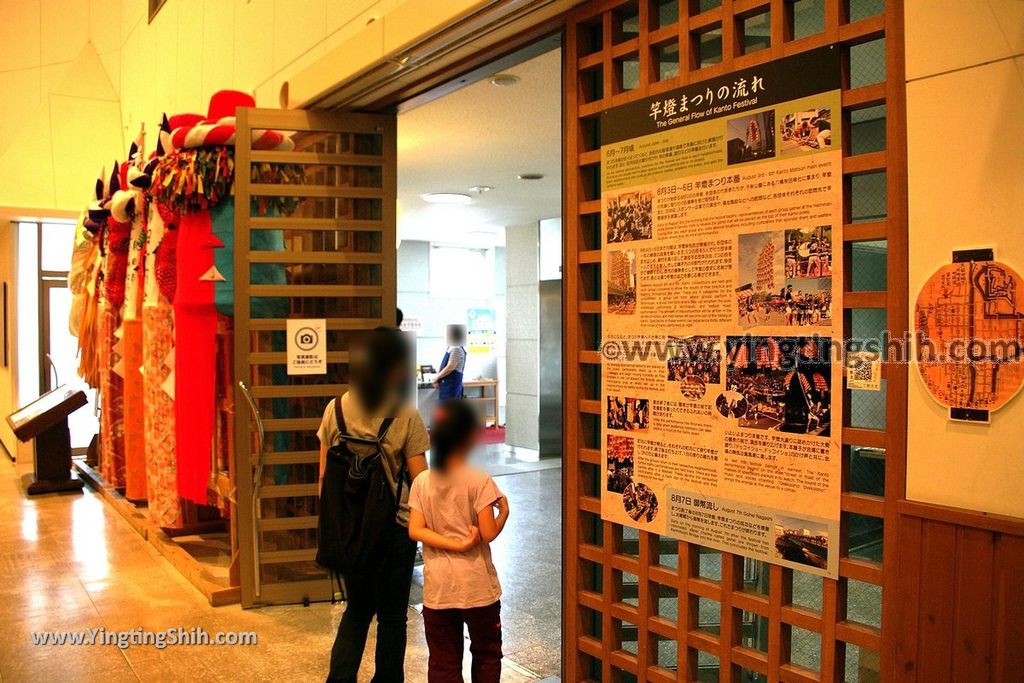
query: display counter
[{"left": 416, "top": 378, "right": 500, "bottom": 427}]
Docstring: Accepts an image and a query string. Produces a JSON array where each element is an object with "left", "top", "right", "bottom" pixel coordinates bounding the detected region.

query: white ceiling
[{"left": 396, "top": 47, "right": 562, "bottom": 248}]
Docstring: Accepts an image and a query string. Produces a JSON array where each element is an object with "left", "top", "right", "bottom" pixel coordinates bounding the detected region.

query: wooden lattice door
[
  {"left": 233, "top": 108, "right": 397, "bottom": 607},
  {"left": 562, "top": 0, "right": 906, "bottom": 680}
]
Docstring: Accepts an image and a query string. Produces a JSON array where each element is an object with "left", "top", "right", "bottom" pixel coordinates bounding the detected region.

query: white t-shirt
[
  {"left": 316, "top": 392, "right": 430, "bottom": 527},
  {"left": 408, "top": 467, "right": 503, "bottom": 610}
]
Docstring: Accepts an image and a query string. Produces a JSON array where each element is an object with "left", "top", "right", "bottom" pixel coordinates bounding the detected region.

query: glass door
[
  {"left": 40, "top": 278, "right": 97, "bottom": 452},
  {"left": 21, "top": 220, "right": 99, "bottom": 453}
]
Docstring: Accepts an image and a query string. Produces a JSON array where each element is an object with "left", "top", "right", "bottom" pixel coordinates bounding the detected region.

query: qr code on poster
[
  {"left": 851, "top": 359, "right": 873, "bottom": 382},
  {"left": 847, "top": 352, "right": 880, "bottom": 390}
]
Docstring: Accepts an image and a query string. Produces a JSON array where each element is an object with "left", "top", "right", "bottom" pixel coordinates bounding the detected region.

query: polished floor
[{"left": 0, "top": 450, "right": 562, "bottom": 682}]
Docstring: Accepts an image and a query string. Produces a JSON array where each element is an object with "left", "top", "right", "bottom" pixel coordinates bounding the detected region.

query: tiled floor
[{"left": 0, "top": 452, "right": 563, "bottom": 682}]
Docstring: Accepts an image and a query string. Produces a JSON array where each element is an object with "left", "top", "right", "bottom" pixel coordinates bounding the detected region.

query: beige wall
[
  {"left": 905, "top": 0, "right": 1024, "bottom": 518},
  {"left": 0, "top": 0, "right": 479, "bottom": 212}
]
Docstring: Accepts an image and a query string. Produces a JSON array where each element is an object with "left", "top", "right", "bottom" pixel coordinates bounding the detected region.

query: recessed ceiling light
[
  {"left": 468, "top": 185, "right": 493, "bottom": 194},
  {"left": 421, "top": 192, "right": 472, "bottom": 205},
  {"left": 489, "top": 73, "right": 520, "bottom": 87},
  {"left": 517, "top": 173, "right": 545, "bottom": 180}
]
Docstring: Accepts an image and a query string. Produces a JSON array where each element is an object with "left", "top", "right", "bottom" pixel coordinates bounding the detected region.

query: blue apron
[{"left": 437, "top": 347, "right": 465, "bottom": 400}]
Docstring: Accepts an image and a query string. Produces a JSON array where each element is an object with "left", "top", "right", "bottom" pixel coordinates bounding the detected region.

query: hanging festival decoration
[
  {"left": 137, "top": 113, "right": 184, "bottom": 527},
  {"left": 98, "top": 161, "right": 130, "bottom": 489},
  {"left": 68, "top": 170, "right": 108, "bottom": 387},
  {"left": 69, "top": 89, "right": 301, "bottom": 521},
  {"left": 119, "top": 130, "right": 151, "bottom": 501}
]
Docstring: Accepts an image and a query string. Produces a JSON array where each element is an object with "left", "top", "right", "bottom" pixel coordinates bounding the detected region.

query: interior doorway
[
  {"left": 394, "top": 41, "right": 564, "bottom": 679},
  {"left": 15, "top": 220, "right": 98, "bottom": 454}
]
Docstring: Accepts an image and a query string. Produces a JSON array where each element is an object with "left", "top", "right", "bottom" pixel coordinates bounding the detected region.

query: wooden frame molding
[{"left": 562, "top": 1, "right": 908, "bottom": 680}]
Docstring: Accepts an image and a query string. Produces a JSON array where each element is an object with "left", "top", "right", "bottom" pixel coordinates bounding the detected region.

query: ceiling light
[
  {"left": 517, "top": 173, "right": 545, "bottom": 180},
  {"left": 421, "top": 192, "right": 472, "bottom": 205},
  {"left": 468, "top": 185, "right": 493, "bottom": 194},
  {"left": 489, "top": 74, "right": 520, "bottom": 87}
]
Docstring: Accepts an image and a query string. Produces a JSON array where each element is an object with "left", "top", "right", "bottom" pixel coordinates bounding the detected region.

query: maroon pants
[{"left": 422, "top": 600, "right": 502, "bottom": 683}]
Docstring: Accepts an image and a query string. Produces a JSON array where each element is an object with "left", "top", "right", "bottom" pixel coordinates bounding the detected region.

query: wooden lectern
[{"left": 7, "top": 385, "right": 88, "bottom": 495}]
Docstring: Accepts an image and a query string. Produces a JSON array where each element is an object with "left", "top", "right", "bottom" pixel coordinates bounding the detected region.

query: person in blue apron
[{"left": 433, "top": 324, "right": 467, "bottom": 400}]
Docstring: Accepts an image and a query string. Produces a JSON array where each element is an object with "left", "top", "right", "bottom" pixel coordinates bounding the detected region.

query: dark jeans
[
  {"left": 422, "top": 601, "right": 502, "bottom": 683},
  {"left": 327, "top": 524, "right": 418, "bottom": 683}
]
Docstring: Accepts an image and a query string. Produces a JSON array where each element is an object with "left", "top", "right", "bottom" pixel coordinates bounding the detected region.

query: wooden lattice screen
[
  {"left": 233, "top": 109, "right": 397, "bottom": 607},
  {"left": 561, "top": 0, "right": 907, "bottom": 680}
]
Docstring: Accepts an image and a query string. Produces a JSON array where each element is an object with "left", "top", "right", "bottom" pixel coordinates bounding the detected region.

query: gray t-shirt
[
  {"left": 408, "top": 467, "right": 503, "bottom": 610},
  {"left": 316, "top": 392, "right": 430, "bottom": 527},
  {"left": 447, "top": 345, "right": 467, "bottom": 373}
]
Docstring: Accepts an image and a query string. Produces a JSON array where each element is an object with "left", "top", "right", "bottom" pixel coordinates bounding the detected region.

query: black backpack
[{"left": 315, "top": 398, "right": 406, "bottom": 580}]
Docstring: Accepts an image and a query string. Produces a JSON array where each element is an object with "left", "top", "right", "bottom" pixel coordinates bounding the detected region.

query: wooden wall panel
[
  {"left": 991, "top": 533, "right": 1024, "bottom": 682},
  {"left": 893, "top": 500, "right": 1024, "bottom": 683}
]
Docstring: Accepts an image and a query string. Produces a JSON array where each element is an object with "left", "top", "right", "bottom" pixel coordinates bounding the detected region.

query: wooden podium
[{"left": 7, "top": 385, "right": 88, "bottom": 495}]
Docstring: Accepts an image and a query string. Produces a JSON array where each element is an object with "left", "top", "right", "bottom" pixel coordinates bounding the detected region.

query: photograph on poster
[
  {"left": 737, "top": 229, "right": 832, "bottom": 328},
  {"left": 725, "top": 336, "right": 832, "bottom": 435},
  {"left": 780, "top": 107, "right": 833, "bottom": 153},
  {"left": 606, "top": 191, "right": 653, "bottom": 243},
  {"left": 715, "top": 389, "right": 749, "bottom": 419},
  {"left": 726, "top": 110, "right": 776, "bottom": 165},
  {"left": 606, "top": 249, "right": 637, "bottom": 315},
  {"left": 785, "top": 226, "right": 833, "bottom": 279},
  {"left": 666, "top": 335, "right": 722, "bottom": 384},
  {"left": 607, "top": 396, "right": 650, "bottom": 432},
  {"left": 623, "top": 482, "right": 659, "bottom": 523},
  {"left": 679, "top": 376, "right": 707, "bottom": 401},
  {"left": 778, "top": 280, "right": 832, "bottom": 327},
  {"left": 606, "top": 435, "right": 634, "bottom": 494},
  {"left": 737, "top": 230, "right": 783, "bottom": 328},
  {"left": 773, "top": 515, "right": 830, "bottom": 570}
]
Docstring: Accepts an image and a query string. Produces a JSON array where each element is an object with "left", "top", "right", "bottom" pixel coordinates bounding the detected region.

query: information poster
[
  {"left": 467, "top": 307, "right": 497, "bottom": 353},
  {"left": 600, "top": 47, "right": 843, "bottom": 577}
]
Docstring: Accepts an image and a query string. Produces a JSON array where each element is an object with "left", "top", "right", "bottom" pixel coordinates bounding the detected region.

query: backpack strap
[
  {"left": 375, "top": 416, "right": 401, "bottom": 482},
  {"left": 376, "top": 416, "right": 394, "bottom": 442},
  {"left": 336, "top": 396, "right": 395, "bottom": 439},
  {"left": 374, "top": 416, "right": 411, "bottom": 498},
  {"left": 334, "top": 396, "right": 347, "bottom": 438}
]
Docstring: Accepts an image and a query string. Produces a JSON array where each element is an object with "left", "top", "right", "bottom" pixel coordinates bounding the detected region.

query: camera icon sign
[{"left": 295, "top": 327, "right": 319, "bottom": 351}]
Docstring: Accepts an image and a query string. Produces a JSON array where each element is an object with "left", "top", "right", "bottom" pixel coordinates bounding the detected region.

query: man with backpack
[{"left": 316, "top": 327, "right": 429, "bottom": 682}]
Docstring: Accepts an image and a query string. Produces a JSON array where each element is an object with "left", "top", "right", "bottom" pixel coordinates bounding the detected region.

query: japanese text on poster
[{"left": 600, "top": 47, "right": 844, "bottom": 577}]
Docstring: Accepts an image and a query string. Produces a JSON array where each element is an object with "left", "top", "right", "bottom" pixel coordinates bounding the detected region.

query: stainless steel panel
[{"left": 538, "top": 278, "right": 562, "bottom": 459}]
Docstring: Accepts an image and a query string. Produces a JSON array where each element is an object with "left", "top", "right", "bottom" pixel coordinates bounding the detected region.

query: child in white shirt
[{"left": 408, "top": 400, "right": 510, "bottom": 682}]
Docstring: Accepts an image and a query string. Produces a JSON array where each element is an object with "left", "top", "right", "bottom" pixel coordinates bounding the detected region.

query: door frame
[
  {"left": 39, "top": 278, "right": 67, "bottom": 393},
  {"left": 36, "top": 221, "right": 75, "bottom": 394}
]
